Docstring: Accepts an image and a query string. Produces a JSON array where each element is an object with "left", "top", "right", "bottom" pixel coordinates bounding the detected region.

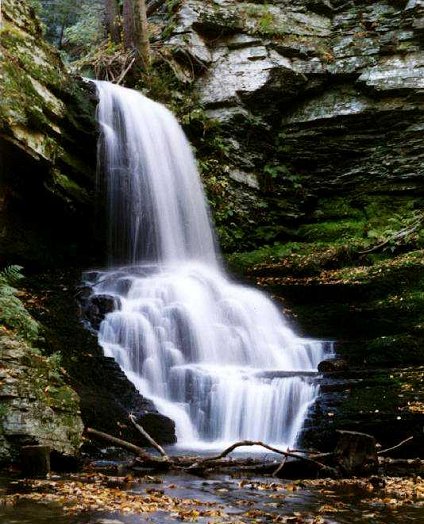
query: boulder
[
  {"left": 318, "top": 358, "right": 348, "bottom": 372},
  {"left": 0, "top": 333, "right": 84, "bottom": 464},
  {"left": 84, "top": 294, "right": 121, "bottom": 330},
  {"left": 334, "top": 430, "right": 378, "bottom": 476}
]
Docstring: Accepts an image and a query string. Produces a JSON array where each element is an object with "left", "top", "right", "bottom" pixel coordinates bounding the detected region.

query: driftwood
[
  {"left": 86, "top": 427, "right": 165, "bottom": 464},
  {"left": 189, "top": 440, "right": 334, "bottom": 473},
  {"left": 86, "top": 420, "right": 337, "bottom": 477},
  {"left": 377, "top": 436, "right": 414, "bottom": 455},
  {"left": 86, "top": 419, "right": 417, "bottom": 479},
  {"left": 129, "top": 414, "right": 168, "bottom": 458}
]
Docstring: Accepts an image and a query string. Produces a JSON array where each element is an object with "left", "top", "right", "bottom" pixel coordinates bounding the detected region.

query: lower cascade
[{"left": 87, "top": 80, "right": 333, "bottom": 450}]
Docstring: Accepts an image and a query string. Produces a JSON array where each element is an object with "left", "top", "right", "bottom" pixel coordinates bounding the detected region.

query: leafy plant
[
  {"left": 365, "top": 211, "right": 424, "bottom": 254},
  {"left": 0, "top": 265, "right": 39, "bottom": 343}
]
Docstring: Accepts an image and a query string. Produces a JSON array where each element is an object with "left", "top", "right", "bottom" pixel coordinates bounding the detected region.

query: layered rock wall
[
  {"left": 164, "top": 0, "right": 424, "bottom": 247},
  {"left": 160, "top": 0, "right": 424, "bottom": 453},
  {"left": 0, "top": 333, "right": 84, "bottom": 464},
  {"left": 0, "top": 0, "right": 97, "bottom": 266}
]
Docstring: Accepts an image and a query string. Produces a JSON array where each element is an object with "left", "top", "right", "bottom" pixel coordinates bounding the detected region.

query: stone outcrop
[
  {"left": 0, "top": 333, "right": 83, "bottom": 464},
  {"left": 0, "top": 0, "right": 97, "bottom": 266},
  {"left": 160, "top": 0, "right": 424, "bottom": 453},
  {"left": 163, "top": 0, "right": 424, "bottom": 248}
]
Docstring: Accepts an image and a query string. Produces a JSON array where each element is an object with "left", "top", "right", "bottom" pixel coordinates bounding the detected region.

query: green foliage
[
  {"left": 32, "top": 0, "right": 104, "bottom": 57},
  {"left": 0, "top": 265, "right": 24, "bottom": 287},
  {"left": 228, "top": 242, "right": 299, "bottom": 272},
  {"left": 64, "top": 3, "right": 104, "bottom": 56},
  {"left": 242, "top": 4, "right": 281, "bottom": 35},
  {"left": 298, "top": 219, "right": 367, "bottom": 243},
  {"left": 366, "top": 210, "right": 424, "bottom": 253},
  {"left": 0, "top": 266, "right": 39, "bottom": 343},
  {"left": 263, "top": 164, "right": 303, "bottom": 191}
]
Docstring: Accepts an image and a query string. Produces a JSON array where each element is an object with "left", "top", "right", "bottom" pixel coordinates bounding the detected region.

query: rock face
[
  {"left": 160, "top": 0, "right": 424, "bottom": 453},
  {"left": 26, "top": 270, "right": 177, "bottom": 448},
  {"left": 163, "top": 0, "right": 424, "bottom": 249},
  {"left": 0, "top": 1, "right": 175, "bottom": 463},
  {"left": 0, "top": 333, "right": 84, "bottom": 464},
  {"left": 0, "top": 0, "right": 98, "bottom": 267}
]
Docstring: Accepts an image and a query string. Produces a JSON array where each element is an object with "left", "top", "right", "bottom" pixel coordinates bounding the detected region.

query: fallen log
[
  {"left": 85, "top": 429, "right": 334, "bottom": 477},
  {"left": 85, "top": 427, "right": 166, "bottom": 464}
]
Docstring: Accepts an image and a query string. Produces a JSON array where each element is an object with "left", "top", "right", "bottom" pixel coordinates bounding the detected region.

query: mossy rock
[{"left": 0, "top": 0, "right": 98, "bottom": 267}]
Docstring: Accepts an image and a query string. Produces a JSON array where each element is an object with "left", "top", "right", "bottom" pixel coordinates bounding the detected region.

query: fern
[
  {"left": 0, "top": 265, "right": 39, "bottom": 343},
  {"left": 0, "top": 265, "right": 24, "bottom": 287}
]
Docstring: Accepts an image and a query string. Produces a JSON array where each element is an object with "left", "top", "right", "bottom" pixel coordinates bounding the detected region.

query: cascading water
[{"left": 87, "top": 80, "right": 333, "bottom": 449}]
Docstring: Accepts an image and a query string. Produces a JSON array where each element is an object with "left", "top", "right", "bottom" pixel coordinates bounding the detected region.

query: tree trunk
[
  {"left": 123, "top": 0, "right": 134, "bottom": 49},
  {"left": 132, "top": 0, "right": 151, "bottom": 68},
  {"left": 105, "top": 0, "right": 120, "bottom": 44},
  {"left": 122, "top": 0, "right": 151, "bottom": 68}
]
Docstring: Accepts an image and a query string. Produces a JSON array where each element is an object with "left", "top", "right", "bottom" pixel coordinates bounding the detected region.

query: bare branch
[
  {"left": 378, "top": 436, "right": 414, "bottom": 455},
  {"left": 191, "top": 440, "right": 335, "bottom": 473},
  {"left": 86, "top": 427, "right": 163, "bottom": 462},
  {"left": 129, "top": 414, "right": 168, "bottom": 458}
]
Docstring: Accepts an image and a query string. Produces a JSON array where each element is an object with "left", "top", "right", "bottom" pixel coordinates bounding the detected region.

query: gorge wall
[
  {"left": 0, "top": 0, "right": 423, "bottom": 461},
  {"left": 157, "top": 0, "right": 424, "bottom": 250},
  {"left": 0, "top": 0, "right": 97, "bottom": 267},
  {"left": 158, "top": 0, "right": 424, "bottom": 452},
  {"left": 0, "top": 0, "right": 175, "bottom": 464}
]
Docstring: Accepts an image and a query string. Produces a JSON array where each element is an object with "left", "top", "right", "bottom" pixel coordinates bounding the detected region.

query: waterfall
[{"left": 88, "top": 80, "right": 332, "bottom": 449}]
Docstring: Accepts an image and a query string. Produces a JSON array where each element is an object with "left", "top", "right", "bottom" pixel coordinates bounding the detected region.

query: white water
[{"left": 89, "top": 80, "right": 332, "bottom": 450}]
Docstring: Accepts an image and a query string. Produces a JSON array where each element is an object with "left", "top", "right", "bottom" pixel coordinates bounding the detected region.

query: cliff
[
  {"left": 0, "top": 1, "right": 175, "bottom": 465},
  {"left": 0, "top": 0, "right": 97, "bottom": 267},
  {"left": 157, "top": 0, "right": 424, "bottom": 453}
]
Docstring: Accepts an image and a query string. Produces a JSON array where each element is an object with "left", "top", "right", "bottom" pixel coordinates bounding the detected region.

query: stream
[{"left": 1, "top": 472, "right": 423, "bottom": 523}]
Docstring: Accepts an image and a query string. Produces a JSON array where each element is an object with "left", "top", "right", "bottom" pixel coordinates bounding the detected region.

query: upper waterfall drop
[
  {"left": 89, "top": 80, "right": 332, "bottom": 449},
  {"left": 95, "top": 80, "right": 218, "bottom": 267}
]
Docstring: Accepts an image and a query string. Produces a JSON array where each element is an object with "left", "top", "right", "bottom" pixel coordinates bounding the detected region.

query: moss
[
  {"left": 298, "top": 219, "right": 367, "bottom": 243},
  {"left": 313, "top": 197, "right": 365, "bottom": 220},
  {"left": 50, "top": 171, "right": 90, "bottom": 203}
]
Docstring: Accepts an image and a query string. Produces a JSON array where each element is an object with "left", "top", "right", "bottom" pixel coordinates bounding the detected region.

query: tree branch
[
  {"left": 378, "top": 436, "right": 414, "bottom": 455},
  {"left": 190, "top": 440, "right": 335, "bottom": 473},
  {"left": 86, "top": 427, "right": 163, "bottom": 462},
  {"left": 129, "top": 414, "right": 168, "bottom": 458}
]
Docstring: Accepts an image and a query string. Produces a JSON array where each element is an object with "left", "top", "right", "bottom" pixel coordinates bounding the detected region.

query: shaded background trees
[{"left": 31, "top": 0, "right": 152, "bottom": 67}]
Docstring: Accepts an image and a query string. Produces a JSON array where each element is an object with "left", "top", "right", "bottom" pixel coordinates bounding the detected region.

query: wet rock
[
  {"left": 25, "top": 270, "right": 177, "bottom": 448},
  {"left": 136, "top": 413, "right": 176, "bottom": 446},
  {"left": 318, "top": 358, "right": 348, "bottom": 372},
  {"left": 0, "top": 0, "right": 97, "bottom": 266},
  {"left": 0, "top": 333, "right": 84, "bottom": 464},
  {"left": 85, "top": 294, "right": 121, "bottom": 330},
  {"left": 334, "top": 430, "right": 378, "bottom": 476},
  {"left": 20, "top": 446, "right": 51, "bottom": 478}
]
